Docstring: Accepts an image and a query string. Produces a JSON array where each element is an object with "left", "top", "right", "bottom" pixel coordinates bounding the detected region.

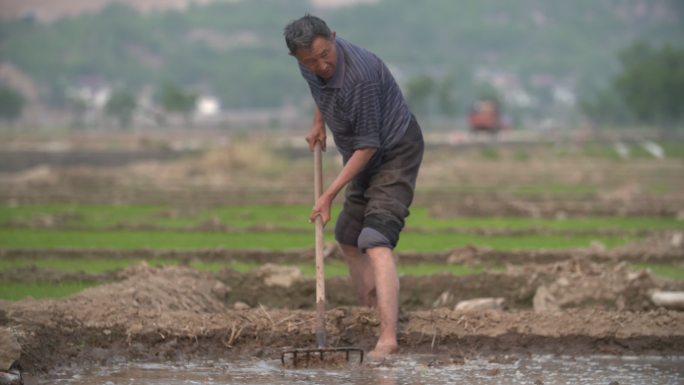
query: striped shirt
[{"left": 300, "top": 37, "right": 412, "bottom": 164}]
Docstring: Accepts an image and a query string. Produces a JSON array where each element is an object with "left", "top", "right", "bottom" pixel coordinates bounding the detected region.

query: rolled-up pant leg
[{"left": 335, "top": 116, "right": 424, "bottom": 251}]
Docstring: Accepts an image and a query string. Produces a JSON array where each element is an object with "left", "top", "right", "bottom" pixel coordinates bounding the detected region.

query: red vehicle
[{"left": 468, "top": 100, "right": 506, "bottom": 134}]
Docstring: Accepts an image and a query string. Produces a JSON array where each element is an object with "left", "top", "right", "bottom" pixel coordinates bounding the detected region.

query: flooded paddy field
[
  {"left": 33, "top": 355, "right": 684, "bottom": 385},
  {"left": 1, "top": 132, "right": 683, "bottom": 383}
]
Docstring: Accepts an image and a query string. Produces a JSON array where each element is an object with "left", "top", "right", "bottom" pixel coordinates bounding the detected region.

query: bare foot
[{"left": 367, "top": 343, "right": 398, "bottom": 360}]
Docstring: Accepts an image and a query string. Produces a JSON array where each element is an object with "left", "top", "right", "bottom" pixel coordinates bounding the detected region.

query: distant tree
[
  {"left": 474, "top": 83, "right": 502, "bottom": 106},
  {"left": 405, "top": 75, "right": 435, "bottom": 116},
  {"left": 437, "top": 76, "right": 458, "bottom": 117},
  {"left": 105, "top": 87, "right": 137, "bottom": 129},
  {"left": 157, "top": 81, "right": 197, "bottom": 122},
  {"left": 0, "top": 85, "right": 25, "bottom": 122},
  {"left": 612, "top": 42, "right": 684, "bottom": 129},
  {"left": 578, "top": 88, "right": 633, "bottom": 126},
  {"left": 582, "top": 42, "right": 684, "bottom": 129}
]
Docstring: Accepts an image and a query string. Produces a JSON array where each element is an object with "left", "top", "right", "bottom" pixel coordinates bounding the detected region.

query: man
[{"left": 284, "top": 14, "right": 423, "bottom": 359}]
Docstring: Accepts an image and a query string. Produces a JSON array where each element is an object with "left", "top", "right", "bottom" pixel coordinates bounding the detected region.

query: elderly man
[{"left": 284, "top": 14, "right": 423, "bottom": 359}]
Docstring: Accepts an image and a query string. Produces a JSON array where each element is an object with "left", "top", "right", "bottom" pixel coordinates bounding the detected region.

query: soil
[
  {"left": 1, "top": 133, "right": 684, "bottom": 379},
  {"left": 2, "top": 249, "right": 684, "bottom": 377}
]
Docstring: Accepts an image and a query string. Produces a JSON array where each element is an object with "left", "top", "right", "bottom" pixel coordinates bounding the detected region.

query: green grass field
[
  {"left": 1, "top": 282, "right": 97, "bottom": 301},
  {"left": 3, "top": 204, "right": 684, "bottom": 232},
  {"left": 2, "top": 203, "right": 682, "bottom": 252},
  {"left": 0, "top": 227, "right": 639, "bottom": 252},
  {"left": 1, "top": 203, "right": 683, "bottom": 300}
]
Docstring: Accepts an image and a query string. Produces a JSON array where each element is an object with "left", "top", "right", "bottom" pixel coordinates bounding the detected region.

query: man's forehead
[{"left": 298, "top": 36, "right": 332, "bottom": 57}]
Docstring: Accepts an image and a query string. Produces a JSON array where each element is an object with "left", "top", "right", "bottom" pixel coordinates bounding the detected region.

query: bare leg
[
  {"left": 339, "top": 243, "right": 375, "bottom": 307},
  {"left": 366, "top": 246, "right": 399, "bottom": 359}
]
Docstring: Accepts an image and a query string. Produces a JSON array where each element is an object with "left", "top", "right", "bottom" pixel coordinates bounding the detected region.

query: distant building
[{"left": 195, "top": 95, "right": 221, "bottom": 118}]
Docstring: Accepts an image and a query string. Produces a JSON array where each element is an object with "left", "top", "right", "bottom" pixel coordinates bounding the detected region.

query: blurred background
[
  {"left": 0, "top": 0, "right": 681, "bottom": 133},
  {"left": 0, "top": 0, "right": 683, "bottom": 290}
]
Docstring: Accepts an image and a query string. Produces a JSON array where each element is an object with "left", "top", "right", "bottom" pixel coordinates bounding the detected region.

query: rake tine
[{"left": 281, "top": 347, "right": 365, "bottom": 367}]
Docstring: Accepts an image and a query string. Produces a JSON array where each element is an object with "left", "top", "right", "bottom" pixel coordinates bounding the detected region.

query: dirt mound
[
  {"left": 6, "top": 264, "right": 230, "bottom": 332},
  {"left": 85, "top": 263, "right": 230, "bottom": 316},
  {"left": 531, "top": 260, "right": 655, "bottom": 311}
]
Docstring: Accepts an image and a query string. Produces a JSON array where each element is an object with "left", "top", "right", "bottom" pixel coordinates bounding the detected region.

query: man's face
[{"left": 292, "top": 32, "right": 337, "bottom": 80}]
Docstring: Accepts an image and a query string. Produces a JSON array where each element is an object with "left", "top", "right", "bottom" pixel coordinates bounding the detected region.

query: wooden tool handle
[
  {"left": 314, "top": 142, "right": 323, "bottom": 202},
  {"left": 313, "top": 142, "right": 326, "bottom": 348}
]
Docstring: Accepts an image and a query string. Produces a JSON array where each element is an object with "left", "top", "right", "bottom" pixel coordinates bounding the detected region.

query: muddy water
[{"left": 33, "top": 354, "right": 684, "bottom": 385}]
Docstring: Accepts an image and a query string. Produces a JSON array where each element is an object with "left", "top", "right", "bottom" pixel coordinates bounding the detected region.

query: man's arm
[{"left": 309, "top": 147, "right": 377, "bottom": 225}]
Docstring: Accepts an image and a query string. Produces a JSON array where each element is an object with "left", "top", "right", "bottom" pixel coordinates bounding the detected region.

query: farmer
[{"left": 284, "top": 14, "right": 424, "bottom": 359}]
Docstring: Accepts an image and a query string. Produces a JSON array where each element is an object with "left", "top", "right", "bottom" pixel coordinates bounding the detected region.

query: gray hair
[{"left": 284, "top": 14, "right": 332, "bottom": 55}]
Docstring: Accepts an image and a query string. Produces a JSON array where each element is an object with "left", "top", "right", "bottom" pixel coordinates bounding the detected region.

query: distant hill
[
  {"left": 0, "top": 0, "right": 374, "bottom": 22},
  {"left": 0, "top": 0, "right": 199, "bottom": 22},
  {"left": 0, "top": 0, "right": 681, "bottom": 123}
]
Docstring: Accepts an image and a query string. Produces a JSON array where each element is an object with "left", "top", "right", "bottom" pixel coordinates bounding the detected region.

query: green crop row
[
  {"left": 2, "top": 203, "right": 682, "bottom": 232},
  {"left": 0, "top": 228, "right": 638, "bottom": 252}
]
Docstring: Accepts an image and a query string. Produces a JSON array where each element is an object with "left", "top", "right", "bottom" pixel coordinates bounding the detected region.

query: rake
[{"left": 281, "top": 142, "right": 364, "bottom": 367}]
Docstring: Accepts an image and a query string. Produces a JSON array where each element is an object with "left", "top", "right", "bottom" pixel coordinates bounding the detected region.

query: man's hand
[
  {"left": 305, "top": 129, "right": 326, "bottom": 152},
  {"left": 306, "top": 107, "right": 327, "bottom": 151},
  {"left": 309, "top": 193, "right": 333, "bottom": 226},
  {"left": 307, "top": 147, "right": 377, "bottom": 227}
]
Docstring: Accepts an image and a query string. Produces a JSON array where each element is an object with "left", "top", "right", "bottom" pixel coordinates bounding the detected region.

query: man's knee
[
  {"left": 338, "top": 242, "right": 362, "bottom": 259},
  {"left": 357, "top": 227, "right": 392, "bottom": 253},
  {"left": 362, "top": 213, "right": 403, "bottom": 249}
]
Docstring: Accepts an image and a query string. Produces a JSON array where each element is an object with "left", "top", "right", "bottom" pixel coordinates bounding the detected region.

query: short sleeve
[{"left": 350, "top": 81, "right": 382, "bottom": 150}]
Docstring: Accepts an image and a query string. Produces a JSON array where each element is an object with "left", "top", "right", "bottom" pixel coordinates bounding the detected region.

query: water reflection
[
  {"left": 36, "top": 354, "right": 684, "bottom": 385},
  {"left": 373, "top": 373, "right": 397, "bottom": 385}
]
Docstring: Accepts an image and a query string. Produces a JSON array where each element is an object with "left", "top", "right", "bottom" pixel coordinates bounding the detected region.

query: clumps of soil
[
  {"left": 2, "top": 261, "right": 684, "bottom": 377},
  {"left": 217, "top": 257, "right": 684, "bottom": 313},
  {"left": 6, "top": 263, "right": 231, "bottom": 333},
  {"left": 530, "top": 259, "right": 658, "bottom": 312},
  {"left": 0, "top": 327, "right": 21, "bottom": 371},
  {"left": 91, "top": 263, "right": 230, "bottom": 315},
  {"left": 610, "top": 231, "right": 684, "bottom": 262}
]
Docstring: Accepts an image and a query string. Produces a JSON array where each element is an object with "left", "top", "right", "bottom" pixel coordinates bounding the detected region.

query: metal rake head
[{"left": 281, "top": 347, "right": 364, "bottom": 368}]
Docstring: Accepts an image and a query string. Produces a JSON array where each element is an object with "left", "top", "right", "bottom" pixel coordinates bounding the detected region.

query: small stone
[
  {"left": 433, "top": 291, "right": 453, "bottom": 307},
  {"left": 254, "top": 264, "right": 302, "bottom": 288},
  {"left": 211, "top": 282, "right": 231, "bottom": 298},
  {"left": 454, "top": 297, "right": 505, "bottom": 312},
  {"left": 589, "top": 240, "right": 606, "bottom": 252}
]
